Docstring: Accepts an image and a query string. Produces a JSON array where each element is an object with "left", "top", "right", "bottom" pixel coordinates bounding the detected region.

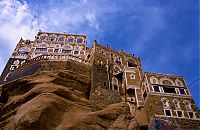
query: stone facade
[{"left": 0, "top": 31, "right": 199, "bottom": 129}]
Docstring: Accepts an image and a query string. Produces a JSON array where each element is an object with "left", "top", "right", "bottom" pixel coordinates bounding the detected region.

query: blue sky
[{"left": 0, "top": 0, "right": 199, "bottom": 107}]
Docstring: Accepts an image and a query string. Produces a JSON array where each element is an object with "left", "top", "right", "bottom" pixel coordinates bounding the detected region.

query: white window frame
[
  {"left": 164, "top": 109, "right": 173, "bottom": 117},
  {"left": 187, "top": 111, "right": 196, "bottom": 119},
  {"left": 173, "top": 99, "right": 181, "bottom": 110},
  {"left": 183, "top": 100, "right": 193, "bottom": 111},
  {"left": 174, "top": 110, "right": 184, "bottom": 118},
  {"left": 73, "top": 50, "right": 80, "bottom": 55},
  {"left": 161, "top": 98, "right": 170, "bottom": 109},
  {"left": 152, "top": 85, "right": 161, "bottom": 93},
  {"left": 112, "top": 77, "right": 119, "bottom": 91},
  {"left": 178, "top": 88, "right": 186, "bottom": 95}
]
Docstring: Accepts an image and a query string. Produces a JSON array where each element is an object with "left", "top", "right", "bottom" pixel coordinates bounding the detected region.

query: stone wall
[{"left": 144, "top": 94, "right": 200, "bottom": 129}]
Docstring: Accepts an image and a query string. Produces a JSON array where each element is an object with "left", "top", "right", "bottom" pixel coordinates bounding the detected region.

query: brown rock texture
[{"left": 0, "top": 71, "right": 139, "bottom": 130}]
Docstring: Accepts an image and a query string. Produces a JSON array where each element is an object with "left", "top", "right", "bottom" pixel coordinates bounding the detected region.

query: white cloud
[
  {"left": 0, "top": 0, "right": 110, "bottom": 74},
  {"left": 0, "top": 0, "right": 39, "bottom": 74},
  {"left": 0, "top": 0, "right": 39, "bottom": 45}
]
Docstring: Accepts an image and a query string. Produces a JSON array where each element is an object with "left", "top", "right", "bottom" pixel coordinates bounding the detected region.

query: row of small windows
[
  {"left": 161, "top": 98, "right": 196, "bottom": 118},
  {"left": 152, "top": 85, "right": 187, "bottom": 95},
  {"left": 39, "top": 35, "right": 84, "bottom": 43},
  {"left": 35, "top": 48, "right": 80, "bottom": 55},
  {"left": 35, "top": 43, "right": 83, "bottom": 50},
  {"left": 161, "top": 98, "right": 193, "bottom": 110},
  {"left": 163, "top": 109, "right": 196, "bottom": 119},
  {"left": 150, "top": 76, "right": 184, "bottom": 87}
]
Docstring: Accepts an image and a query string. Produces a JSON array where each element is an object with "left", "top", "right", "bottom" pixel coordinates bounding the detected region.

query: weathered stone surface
[{"left": 0, "top": 71, "right": 139, "bottom": 130}]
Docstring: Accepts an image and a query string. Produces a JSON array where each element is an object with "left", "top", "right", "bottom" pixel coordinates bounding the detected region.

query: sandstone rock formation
[{"left": 0, "top": 71, "right": 140, "bottom": 130}]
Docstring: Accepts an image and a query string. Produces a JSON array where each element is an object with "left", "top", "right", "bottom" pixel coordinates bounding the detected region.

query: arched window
[
  {"left": 36, "top": 43, "right": 48, "bottom": 52},
  {"left": 161, "top": 98, "right": 170, "bottom": 108},
  {"left": 55, "top": 44, "right": 61, "bottom": 48},
  {"left": 57, "top": 35, "right": 65, "bottom": 42},
  {"left": 112, "top": 77, "right": 119, "bottom": 91},
  {"left": 173, "top": 99, "right": 181, "bottom": 110},
  {"left": 183, "top": 100, "right": 192, "bottom": 111},
  {"left": 150, "top": 76, "right": 159, "bottom": 84},
  {"left": 113, "top": 65, "right": 121, "bottom": 75},
  {"left": 163, "top": 80, "right": 172, "bottom": 85},
  {"left": 127, "top": 59, "right": 137, "bottom": 67},
  {"left": 19, "top": 46, "right": 29, "bottom": 52},
  {"left": 54, "top": 44, "right": 61, "bottom": 53},
  {"left": 160, "top": 78, "right": 175, "bottom": 86},
  {"left": 17, "top": 47, "right": 29, "bottom": 57},
  {"left": 62, "top": 45, "right": 73, "bottom": 54},
  {"left": 67, "top": 36, "right": 75, "bottom": 43},
  {"left": 77, "top": 37, "right": 83, "bottom": 43},
  {"left": 48, "top": 34, "right": 57, "bottom": 41},
  {"left": 175, "top": 79, "right": 184, "bottom": 87},
  {"left": 64, "top": 45, "right": 73, "bottom": 49},
  {"left": 13, "top": 60, "right": 20, "bottom": 65},
  {"left": 39, "top": 33, "right": 48, "bottom": 41}
]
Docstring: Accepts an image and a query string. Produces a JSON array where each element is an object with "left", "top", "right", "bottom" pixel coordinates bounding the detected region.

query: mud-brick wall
[
  {"left": 90, "top": 64, "right": 109, "bottom": 94},
  {"left": 4, "top": 60, "right": 91, "bottom": 84},
  {"left": 144, "top": 95, "right": 200, "bottom": 129}
]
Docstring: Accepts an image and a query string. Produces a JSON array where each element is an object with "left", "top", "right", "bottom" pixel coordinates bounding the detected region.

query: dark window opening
[
  {"left": 128, "top": 61, "right": 137, "bottom": 67},
  {"left": 188, "top": 112, "right": 194, "bottom": 118},
  {"left": 165, "top": 110, "right": 171, "bottom": 116},
  {"left": 179, "top": 88, "right": 185, "bottom": 95},
  {"left": 58, "top": 37, "right": 64, "bottom": 42},
  {"left": 36, "top": 48, "right": 47, "bottom": 52},
  {"left": 153, "top": 86, "right": 160, "bottom": 92},
  {"left": 127, "top": 88, "right": 135, "bottom": 98},
  {"left": 77, "top": 38, "right": 83, "bottom": 43},
  {"left": 62, "top": 50, "right": 71, "bottom": 54},
  {"left": 139, "top": 125, "right": 148, "bottom": 130},
  {"left": 54, "top": 49, "right": 59, "bottom": 53},
  {"left": 114, "top": 85, "right": 118, "bottom": 91},
  {"left": 68, "top": 38, "right": 74, "bottom": 43},
  {"left": 104, "top": 82, "right": 106, "bottom": 87},
  {"left": 163, "top": 87, "right": 176, "bottom": 94},
  {"left": 87, "top": 54, "right": 90, "bottom": 59},
  {"left": 143, "top": 90, "right": 147, "bottom": 100},
  {"left": 127, "top": 88, "right": 135, "bottom": 95},
  {"left": 40, "top": 36, "right": 46, "bottom": 41},
  {"left": 115, "top": 60, "right": 121, "bottom": 64},
  {"left": 177, "top": 111, "right": 183, "bottom": 117},
  {"left": 50, "top": 38, "right": 54, "bottom": 41},
  {"left": 74, "top": 51, "right": 79, "bottom": 54}
]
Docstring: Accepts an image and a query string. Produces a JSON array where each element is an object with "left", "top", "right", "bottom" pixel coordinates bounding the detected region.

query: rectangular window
[
  {"left": 176, "top": 111, "right": 183, "bottom": 117},
  {"left": 54, "top": 49, "right": 59, "bottom": 53},
  {"left": 58, "top": 37, "right": 64, "bottom": 42},
  {"left": 74, "top": 51, "right": 79, "bottom": 55},
  {"left": 36, "top": 48, "right": 47, "bottom": 52},
  {"left": 62, "top": 50, "right": 71, "bottom": 54},
  {"left": 179, "top": 88, "right": 186, "bottom": 95},
  {"left": 164, "top": 109, "right": 172, "bottom": 116},
  {"left": 188, "top": 112, "right": 195, "bottom": 118},
  {"left": 153, "top": 86, "right": 160, "bottom": 92},
  {"left": 163, "top": 87, "right": 176, "bottom": 94}
]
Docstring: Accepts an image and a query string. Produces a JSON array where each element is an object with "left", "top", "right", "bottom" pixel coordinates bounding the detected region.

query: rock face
[{"left": 0, "top": 71, "right": 140, "bottom": 130}]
